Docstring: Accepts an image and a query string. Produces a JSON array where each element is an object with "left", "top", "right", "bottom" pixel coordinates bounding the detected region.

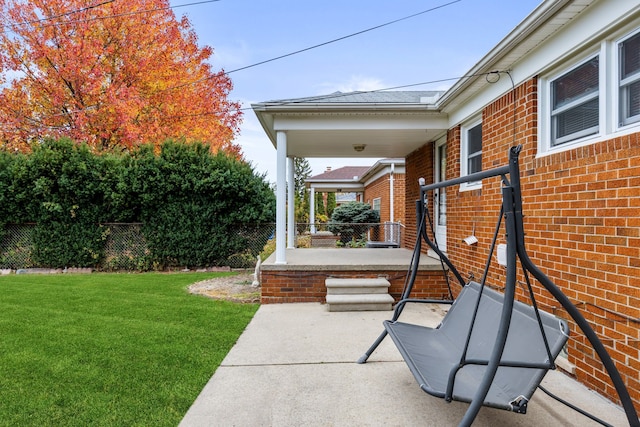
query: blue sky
[{"left": 170, "top": 0, "right": 542, "bottom": 182}]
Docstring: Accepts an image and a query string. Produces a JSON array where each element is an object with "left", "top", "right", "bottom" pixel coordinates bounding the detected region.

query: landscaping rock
[
  {"left": 64, "top": 268, "right": 93, "bottom": 274},
  {"left": 16, "top": 268, "right": 61, "bottom": 274}
]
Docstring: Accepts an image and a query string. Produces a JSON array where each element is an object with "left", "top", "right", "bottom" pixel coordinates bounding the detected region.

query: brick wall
[
  {"left": 363, "top": 173, "right": 406, "bottom": 226},
  {"left": 405, "top": 77, "right": 640, "bottom": 410},
  {"left": 405, "top": 145, "right": 434, "bottom": 249},
  {"left": 260, "top": 268, "right": 450, "bottom": 304},
  {"left": 526, "top": 135, "right": 640, "bottom": 406},
  {"left": 393, "top": 173, "right": 406, "bottom": 226}
]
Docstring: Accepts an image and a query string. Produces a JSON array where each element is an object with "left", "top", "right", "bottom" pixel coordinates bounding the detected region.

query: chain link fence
[
  {"left": 0, "top": 223, "right": 276, "bottom": 271},
  {"left": 0, "top": 222, "right": 403, "bottom": 271},
  {"left": 295, "top": 222, "right": 403, "bottom": 248},
  {"left": 0, "top": 224, "right": 35, "bottom": 270},
  {"left": 101, "top": 223, "right": 150, "bottom": 271}
]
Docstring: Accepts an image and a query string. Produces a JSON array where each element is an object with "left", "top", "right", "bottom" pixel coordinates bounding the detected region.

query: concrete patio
[{"left": 179, "top": 302, "right": 629, "bottom": 426}]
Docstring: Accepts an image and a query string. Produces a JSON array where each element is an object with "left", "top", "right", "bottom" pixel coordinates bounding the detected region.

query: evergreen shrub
[{"left": 0, "top": 139, "right": 275, "bottom": 269}]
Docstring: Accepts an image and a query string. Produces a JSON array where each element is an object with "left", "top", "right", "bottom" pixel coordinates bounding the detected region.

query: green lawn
[{"left": 0, "top": 272, "right": 258, "bottom": 427}]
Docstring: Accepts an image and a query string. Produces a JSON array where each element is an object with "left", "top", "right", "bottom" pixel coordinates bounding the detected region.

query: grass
[{"left": 0, "top": 272, "right": 258, "bottom": 427}]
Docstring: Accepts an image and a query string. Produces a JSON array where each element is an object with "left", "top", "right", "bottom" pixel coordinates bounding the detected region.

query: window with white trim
[
  {"left": 539, "top": 25, "right": 640, "bottom": 156},
  {"left": 619, "top": 31, "right": 640, "bottom": 126},
  {"left": 372, "top": 197, "right": 381, "bottom": 212},
  {"left": 550, "top": 56, "right": 600, "bottom": 146},
  {"left": 460, "top": 120, "right": 482, "bottom": 190}
]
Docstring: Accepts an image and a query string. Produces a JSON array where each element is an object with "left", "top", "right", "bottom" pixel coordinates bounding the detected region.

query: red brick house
[{"left": 253, "top": 0, "right": 640, "bottom": 413}]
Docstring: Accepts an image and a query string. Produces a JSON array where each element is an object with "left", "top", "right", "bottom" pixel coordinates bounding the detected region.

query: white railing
[{"left": 294, "top": 222, "right": 404, "bottom": 248}]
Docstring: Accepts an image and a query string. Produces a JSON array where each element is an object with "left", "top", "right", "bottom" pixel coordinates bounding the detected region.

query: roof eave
[
  {"left": 436, "top": 0, "right": 574, "bottom": 109},
  {"left": 252, "top": 102, "right": 440, "bottom": 113},
  {"left": 359, "top": 158, "right": 406, "bottom": 182},
  {"left": 251, "top": 101, "right": 443, "bottom": 148}
]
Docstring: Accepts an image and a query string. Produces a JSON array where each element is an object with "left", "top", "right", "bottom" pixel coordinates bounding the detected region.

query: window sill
[
  {"left": 459, "top": 182, "right": 482, "bottom": 192},
  {"left": 538, "top": 121, "right": 640, "bottom": 159}
]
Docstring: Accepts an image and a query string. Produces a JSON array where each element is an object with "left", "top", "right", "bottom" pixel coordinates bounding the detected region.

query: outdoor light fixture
[{"left": 353, "top": 144, "right": 366, "bottom": 152}]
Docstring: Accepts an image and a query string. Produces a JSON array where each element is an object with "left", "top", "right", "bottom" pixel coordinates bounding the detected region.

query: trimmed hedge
[{"left": 0, "top": 139, "right": 275, "bottom": 268}]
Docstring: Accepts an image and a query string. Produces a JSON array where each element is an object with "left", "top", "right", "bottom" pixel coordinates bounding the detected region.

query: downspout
[
  {"left": 310, "top": 186, "right": 316, "bottom": 234},
  {"left": 389, "top": 163, "right": 395, "bottom": 223}
]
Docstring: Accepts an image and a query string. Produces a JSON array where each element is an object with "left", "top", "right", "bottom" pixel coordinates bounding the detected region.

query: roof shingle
[{"left": 307, "top": 166, "right": 370, "bottom": 181}]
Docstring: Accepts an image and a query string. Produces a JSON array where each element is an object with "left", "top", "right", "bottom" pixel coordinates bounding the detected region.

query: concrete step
[
  {"left": 325, "top": 277, "right": 390, "bottom": 295},
  {"left": 325, "top": 293, "right": 395, "bottom": 312}
]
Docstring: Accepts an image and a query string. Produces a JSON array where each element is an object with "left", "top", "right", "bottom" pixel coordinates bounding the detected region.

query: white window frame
[
  {"left": 551, "top": 55, "right": 600, "bottom": 146},
  {"left": 617, "top": 28, "right": 640, "bottom": 128},
  {"left": 539, "top": 24, "right": 640, "bottom": 157},
  {"left": 540, "top": 52, "right": 602, "bottom": 154},
  {"left": 460, "top": 118, "right": 482, "bottom": 191},
  {"left": 372, "top": 197, "right": 381, "bottom": 212}
]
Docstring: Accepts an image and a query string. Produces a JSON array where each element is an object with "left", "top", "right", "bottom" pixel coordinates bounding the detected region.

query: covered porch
[
  {"left": 252, "top": 92, "right": 448, "bottom": 304},
  {"left": 252, "top": 91, "right": 447, "bottom": 266}
]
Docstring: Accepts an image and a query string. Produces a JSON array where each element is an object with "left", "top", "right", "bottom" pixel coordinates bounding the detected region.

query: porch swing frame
[{"left": 358, "top": 145, "right": 639, "bottom": 427}]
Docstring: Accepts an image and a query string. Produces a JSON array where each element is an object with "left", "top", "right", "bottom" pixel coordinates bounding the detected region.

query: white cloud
[
  {"left": 234, "top": 102, "right": 277, "bottom": 182},
  {"left": 316, "top": 75, "right": 385, "bottom": 94}
]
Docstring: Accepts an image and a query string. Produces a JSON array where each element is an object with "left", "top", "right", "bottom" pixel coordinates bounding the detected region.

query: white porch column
[
  {"left": 287, "top": 156, "right": 295, "bottom": 248},
  {"left": 309, "top": 186, "right": 316, "bottom": 234},
  {"left": 275, "top": 131, "right": 287, "bottom": 264}
]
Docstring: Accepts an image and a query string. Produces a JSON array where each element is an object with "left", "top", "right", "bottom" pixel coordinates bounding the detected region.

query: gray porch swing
[{"left": 358, "top": 146, "right": 640, "bottom": 427}]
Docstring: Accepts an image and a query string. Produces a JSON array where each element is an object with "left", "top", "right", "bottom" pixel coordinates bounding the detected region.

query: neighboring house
[
  {"left": 305, "top": 165, "right": 369, "bottom": 218},
  {"left": 253, "top": 0, "right": 640, "bottom": 411},
  {"left": 360, "top": 159, "right": 405, "bottom": 228},
  {"left": 305, "top": 159, "right": 405, "bottom": 226}
]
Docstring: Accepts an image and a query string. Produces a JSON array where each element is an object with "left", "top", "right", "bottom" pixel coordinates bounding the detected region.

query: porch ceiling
[
  {"left": 281, "top": 127, "right": 443, "bottom": 158},
  {"left": 252, "top": 91, "right": 448, "bottom": 159}
]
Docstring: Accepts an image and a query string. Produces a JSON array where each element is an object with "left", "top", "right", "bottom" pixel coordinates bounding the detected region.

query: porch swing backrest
[{"left": 384, "top": 281, "right": 570, "bottom": 411}]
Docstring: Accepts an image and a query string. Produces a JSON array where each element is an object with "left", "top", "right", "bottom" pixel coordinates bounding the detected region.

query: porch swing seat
[{"left": 384, "top": 281, "right": 570, "bottom": 413}]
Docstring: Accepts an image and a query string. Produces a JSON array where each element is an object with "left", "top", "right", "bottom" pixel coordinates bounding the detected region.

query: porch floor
[{"left": 262, "top": 248, "right": 442, "bottom": 272}]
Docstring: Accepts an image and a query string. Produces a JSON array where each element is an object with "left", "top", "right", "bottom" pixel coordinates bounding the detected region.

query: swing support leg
[{"left": 357, "top": 330, "right": 388, "bottom": 364}]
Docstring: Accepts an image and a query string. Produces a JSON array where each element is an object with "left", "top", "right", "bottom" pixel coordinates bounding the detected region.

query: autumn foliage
[{"left": 0, "top": 0, "right": 242, "bottom": 154}]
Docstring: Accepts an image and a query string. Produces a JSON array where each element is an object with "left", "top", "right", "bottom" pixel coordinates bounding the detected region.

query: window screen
[
  {"left": 551, "top": 57, "right": 599, "bottom": 145},
  {"left": 620, "top": 32, "right": 640, "bottom": 125},
  {"left": 467, "top": 123, "right": 482, "bottom": 174}
]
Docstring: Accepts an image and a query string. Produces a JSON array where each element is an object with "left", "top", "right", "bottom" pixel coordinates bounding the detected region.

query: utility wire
[
  {"left": 168, "top": 0, "right": 462, "bottom": 90},
  {"left": 5, "top": 0, "right": 221, "bottom": 30},
  {"left": 159, "top": 71, "right": 504, "bottom": 121},
  {"left": 6, "top": 71, "right": 501, "bottom": 126},
  {"left": 5, "top": 0, "right": 462, "bottom": 96},
  {"left": 3, "top": 0, "right": 469, "bottom": 123},
  {"left": 226, "top": 0, "right": 461, "bottom": 75}
]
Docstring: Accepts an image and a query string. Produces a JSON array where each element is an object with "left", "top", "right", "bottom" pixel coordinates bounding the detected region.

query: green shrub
[
  {"left": 328, "top": 202, "right": 380, "bottom": 244},
  {"left": 132, "top": 141, "right": 275, "bottom": 268},
  {"left": 227, "top": 250, "right": 256, "bottom": 268},
  {"left": 31, "top": 222, "right": 108, "bottom": 268},
  {"left": 16, "top": 140, "right": 114, "bottom": 267},
  {"left": 0, "top": 139, "right": 275, "bottom": 269},
  {"left": 260, "top": 238, "right": 276, "bottom": 260}
]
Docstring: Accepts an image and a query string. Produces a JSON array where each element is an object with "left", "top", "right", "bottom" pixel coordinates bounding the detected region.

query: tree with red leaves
[{"left": 0, "top": 0, "right": 242, "bottom": 155}]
